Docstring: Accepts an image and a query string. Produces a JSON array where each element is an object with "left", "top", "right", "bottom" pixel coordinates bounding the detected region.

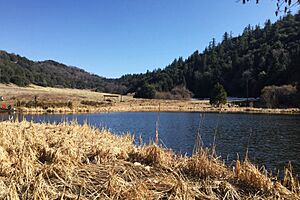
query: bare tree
[
  {"left": 242, "top": 70, "right": 252, "bottom": 104},
  {"left": 240, "top": 0, "right": 300, "bottom": 15}
]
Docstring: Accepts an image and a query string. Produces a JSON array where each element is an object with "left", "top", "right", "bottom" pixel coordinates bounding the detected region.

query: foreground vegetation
[{"left": 0, "top": 120, "right": 299, "bottom": 199}]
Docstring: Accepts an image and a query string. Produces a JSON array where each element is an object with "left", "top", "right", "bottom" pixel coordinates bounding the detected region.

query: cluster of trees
[{"left": 119, "top": 11, "right": 300, "bottom": 99}]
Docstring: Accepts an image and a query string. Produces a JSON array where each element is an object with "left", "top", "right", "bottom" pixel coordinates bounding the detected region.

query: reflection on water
[{"left": 2, "top": 112, "right": 300, "bottom": 176}]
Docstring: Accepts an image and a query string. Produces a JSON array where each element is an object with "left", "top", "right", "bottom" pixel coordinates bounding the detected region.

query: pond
[{"left": 3, "top": 112, "right": 300, "bottom": 176}]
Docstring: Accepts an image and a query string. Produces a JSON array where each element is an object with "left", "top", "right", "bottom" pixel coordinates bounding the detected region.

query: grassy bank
[
  {"left": 17, "top": 102, "right": 300, "bottom": 115},
  {"left": 1, "top": 84, "right": 300, "bottom": 115},
  {"left": 0, "top": 120, "right": 299, "bottom": 199}
]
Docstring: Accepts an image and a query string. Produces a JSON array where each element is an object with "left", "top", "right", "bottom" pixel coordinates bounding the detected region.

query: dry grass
[
  {"left": 0, "top": 120, "right": 299, "bottom": 199},
  {"left": 1, "top": 84, "right": 299, "bottom": 114},
  {"left": 180, "top": 149, "right": 230, "bottom": 180},
  {"left": 0, "top": 83, "right": 133, "bottom": 109},
  {"left": 0, "top": 84, "right": 133, "bottom": 102}
]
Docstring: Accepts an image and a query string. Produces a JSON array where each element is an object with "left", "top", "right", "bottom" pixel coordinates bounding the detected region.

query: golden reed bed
[
  {"left": 0, "top": 120, "right": 299, "bottom": 199},
  {"left": 17, "top": 101, "right": 300, "bottom": 115}
]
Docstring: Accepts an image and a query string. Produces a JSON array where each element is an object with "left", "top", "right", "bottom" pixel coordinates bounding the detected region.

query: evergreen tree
[
  {"left": 209, "top": 83, "right": 227, "bottom": 107},
  {"left": 134, "top": 83, "right": 155, "bottom": 99}
]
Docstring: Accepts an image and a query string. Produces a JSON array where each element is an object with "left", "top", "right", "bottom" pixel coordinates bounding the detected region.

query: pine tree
[{"left": 210, "top": 83, "right": 227, "bottom": 107}]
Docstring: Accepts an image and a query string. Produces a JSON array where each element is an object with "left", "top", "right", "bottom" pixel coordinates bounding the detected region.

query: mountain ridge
[{"left": 0, "top": 50, "right": 127, "bottom": 94}]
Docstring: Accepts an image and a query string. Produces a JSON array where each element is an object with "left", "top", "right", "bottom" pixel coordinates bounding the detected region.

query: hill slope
[{"left": 0, "top": 51, "right": 126, "bottom": 93}]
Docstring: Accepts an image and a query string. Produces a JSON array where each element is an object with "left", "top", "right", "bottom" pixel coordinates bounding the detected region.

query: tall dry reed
[{"left": 0, "top": 120, "right": 298, "bottom": 199}]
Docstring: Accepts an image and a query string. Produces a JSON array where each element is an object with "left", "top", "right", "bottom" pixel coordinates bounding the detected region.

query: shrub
[
  {"left": 260, "top": 85, "right": 298, "bottom": 108},
  {"left": 134, "top": 83, "right": 156, "bottom": 99},
  {"left": 67, "top": 100, "right": 73, "bottom": 109},
  {"left": 155, "top": 86, "right": 193, "bottom": 100},
  {"left": 170, "top": 86, "right": 193, "bottom": 99},
  {"left": 155, "top": 91, "right": 172, "bottom": 99}
]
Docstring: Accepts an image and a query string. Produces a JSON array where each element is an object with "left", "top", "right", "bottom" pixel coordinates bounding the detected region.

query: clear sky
[{"left": 0, "top": 0, "right": 288, "bottom": 78}]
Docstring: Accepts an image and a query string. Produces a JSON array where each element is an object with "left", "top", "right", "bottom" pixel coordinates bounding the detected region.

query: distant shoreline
[
  {"left": 1, "top": 84, "right": 299, "bottom": 115},
  {"left": 17, "top": 104, "right": 300, "bottom": 115}
]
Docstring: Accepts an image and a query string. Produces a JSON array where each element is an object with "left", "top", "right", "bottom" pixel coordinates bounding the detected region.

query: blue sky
[{"left": 0, "top": 0, "right": 289, "bottom": 78}]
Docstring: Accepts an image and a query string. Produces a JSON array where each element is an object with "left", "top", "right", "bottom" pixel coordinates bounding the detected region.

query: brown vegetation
[
  {"left": 1, "top": 84, "right": 300, "bottom": 115},
  {"left": 0, "top": 120, "right": 299, "bottom": 199},
  {"left": 260, "top": 85, "right": 299, "bottom": 108},
  {"left": 155, "top": 86, "right": 193, "bottom": 100}
]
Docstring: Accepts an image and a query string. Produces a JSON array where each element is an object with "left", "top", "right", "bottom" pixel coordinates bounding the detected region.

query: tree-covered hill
[
  {"left": 0, "top": 51, "right": 126, "bottom": 93},
  {"left": 119, "top": 11, "right": 300, "bottom": 98}
]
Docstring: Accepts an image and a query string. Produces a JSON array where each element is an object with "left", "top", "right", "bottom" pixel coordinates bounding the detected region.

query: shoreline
[
  {"left": 1, "top": 84, "right": 299, "bottom": 115},
  {"left": 16, "top": 104, "right": 300, "bottom": 115}
]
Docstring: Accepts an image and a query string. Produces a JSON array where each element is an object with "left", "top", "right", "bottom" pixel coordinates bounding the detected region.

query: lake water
[{"left": 3, "top": 112, "right": 300, "bottom": 176}]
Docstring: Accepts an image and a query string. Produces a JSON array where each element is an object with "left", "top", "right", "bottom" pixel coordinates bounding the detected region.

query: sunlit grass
[{"left": 0, "top": 120, "right": 299, "bottom": 199}]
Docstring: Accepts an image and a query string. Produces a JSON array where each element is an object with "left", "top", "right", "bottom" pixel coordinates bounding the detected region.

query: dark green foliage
[
  {"left": 0, "top": 51, "right": 125, "bottom": 93},
  {"left": 209, "top": 83, "right": 227, "bottom": 107},
  {"left": 134, "top": 83, "right": 156, "bottom": 99},
  {"left": 119, "top": 12, "right": 300, "bottom": 98},
  {"left": 10, "top": 75, "right": 29, "bottom": 86}
]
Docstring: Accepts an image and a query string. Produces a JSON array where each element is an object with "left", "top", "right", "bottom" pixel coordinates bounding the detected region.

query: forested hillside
[
  {"left": 119, "top": 12, "right": 300, "bottom": 98},
  {"left": 1, "top": 12, "right": 299, "bottom": 98},
  {"left": 0, "top": 51, "right": 126, "bottom": 93}
]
